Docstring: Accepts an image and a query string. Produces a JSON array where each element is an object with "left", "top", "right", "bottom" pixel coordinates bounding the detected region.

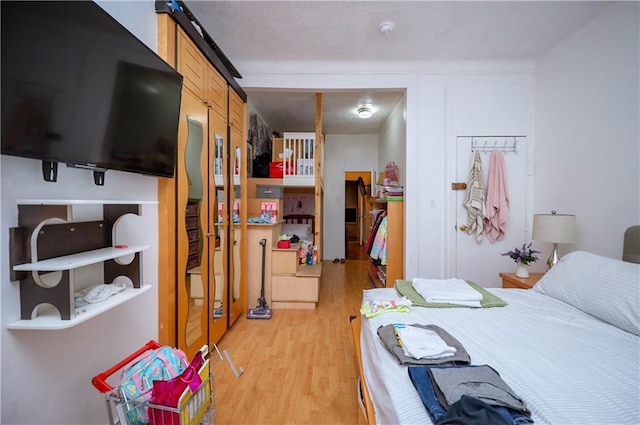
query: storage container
[
  {"left": 257, "top": 184, "right": 284, "bottom": 199},
  {"left": 269, "top": 161, "right": 293, "bottom": 178}
]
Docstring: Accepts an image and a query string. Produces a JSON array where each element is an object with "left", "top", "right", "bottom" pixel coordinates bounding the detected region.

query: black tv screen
[{"left": 1, "top": 1, "right": 183, "bottom": 178}]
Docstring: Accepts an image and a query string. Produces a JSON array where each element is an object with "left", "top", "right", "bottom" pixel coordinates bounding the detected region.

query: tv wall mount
[{"left": 41, "top": 160, "right": 106, "bottom": 186}]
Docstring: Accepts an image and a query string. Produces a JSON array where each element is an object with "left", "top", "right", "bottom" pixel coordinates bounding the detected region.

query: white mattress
[{"left": 360, "top": 287, "right": 640, "bottom": 425}]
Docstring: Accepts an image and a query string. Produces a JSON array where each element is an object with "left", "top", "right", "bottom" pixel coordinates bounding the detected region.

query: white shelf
[
  {"left": 13, "top": 245, "right": 150, "bottom": 271},
  {"left": 7, "top": 285, "right": 152, "bottom": 330}
]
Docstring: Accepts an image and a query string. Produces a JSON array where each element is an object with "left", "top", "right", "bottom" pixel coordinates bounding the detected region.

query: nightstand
[{"left": 499, "top": 272, "right": 545, "bottom": 289}]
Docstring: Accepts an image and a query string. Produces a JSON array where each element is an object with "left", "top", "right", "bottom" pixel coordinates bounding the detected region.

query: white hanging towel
[
  {"left": 463, "top": 151, "right": 486, "bottom": 242},
  {"left": 484, "top": 150, "right": 509, "bottom": 242}
]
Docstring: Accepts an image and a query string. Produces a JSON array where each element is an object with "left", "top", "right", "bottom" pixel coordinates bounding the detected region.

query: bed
[
  {"left": 282, "top": 214, "right": 315, "bottom": 243},
  {"left": 355, "top": 250, "right": 640, "bottom": 425}
]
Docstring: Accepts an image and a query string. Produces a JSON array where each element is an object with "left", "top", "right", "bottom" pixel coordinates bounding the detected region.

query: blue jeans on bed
[{"left": 407, "top": 366, "right": 533, "bottom": 425}]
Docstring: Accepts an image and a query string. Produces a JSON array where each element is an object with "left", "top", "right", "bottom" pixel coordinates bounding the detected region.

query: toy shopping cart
[{"left": 92, "top": 340, "right": 214, "bottom": 425}]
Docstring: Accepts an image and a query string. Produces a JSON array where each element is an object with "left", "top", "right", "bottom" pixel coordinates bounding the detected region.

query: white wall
[
  {"left": 1, "top": 2, "right": 159, "bottom": 424},
  {"left": 535, "top": 2, "right": 639, "bottom": 260},
  {"left": 239, "top": 3, "right": 638, "bottom": 280},
  {"left": 323, "top": 134, "right": 378, "bottom": 260},
  {"left": 378, "top": 94, "right": 407, "bottom": 185}
]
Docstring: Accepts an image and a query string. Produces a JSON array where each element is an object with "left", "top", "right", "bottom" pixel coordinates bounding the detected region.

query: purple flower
[{"left": 501, "top": 242, "right": 540, "bottom": 265}]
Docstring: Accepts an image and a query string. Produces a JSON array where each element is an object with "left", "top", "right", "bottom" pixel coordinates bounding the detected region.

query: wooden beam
[{"left": 315, "top": 93, "right": 323, "bottom": 259}]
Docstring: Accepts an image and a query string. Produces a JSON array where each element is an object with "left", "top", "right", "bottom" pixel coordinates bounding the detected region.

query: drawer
[
  {"left": 186, "top": 216, "right": 199, "bottom": 230},
  {"left": 272, "top": 275, "right": 318, "bottom": 302},
  {"left": 188, "top": 240, "right": 200, "bottom": 255},
  {"left": 185, "top": 201, "right": 199, "bottom": 216},
  {"left": 186, "top": 253, "right": 200, "bottom": 270},
  {"left": 187, "top": 228, "right": 199, "bottom": 241},
  {"left": 257, "top": 184, "right": 284, "bottom": 199},
  {"left": 272, "top": 250, "right": 298, "bottom": 274}
]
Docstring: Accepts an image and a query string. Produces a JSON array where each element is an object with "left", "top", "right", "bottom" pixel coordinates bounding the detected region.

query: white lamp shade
[{"left": 532, "top": 213, "right": 577, "bottom": 244}]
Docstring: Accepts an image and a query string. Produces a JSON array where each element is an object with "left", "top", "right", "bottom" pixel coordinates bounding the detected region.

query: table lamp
[{"left": 532, "top": 211, "right": 577, "bottom": 270}]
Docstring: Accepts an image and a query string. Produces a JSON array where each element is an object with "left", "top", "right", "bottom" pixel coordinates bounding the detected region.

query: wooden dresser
[{"left": 499, "top": 272, "right": 545, "bottom": 289}]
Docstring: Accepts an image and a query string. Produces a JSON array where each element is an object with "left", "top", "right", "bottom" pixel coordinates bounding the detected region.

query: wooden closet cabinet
[
  {"left": 157, "top": 16, "right": 247, "bottom": 359},
  {"left": 177, "top": 27, "right": 227, "bottom": 116},
  {"left": 176, "top": 28, "right": 205, "bottom": 98}
]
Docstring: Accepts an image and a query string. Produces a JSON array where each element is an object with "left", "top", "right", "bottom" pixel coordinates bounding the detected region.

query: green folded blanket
[{"left": 394, "top": 280, "right": 507, "bottom": 308}]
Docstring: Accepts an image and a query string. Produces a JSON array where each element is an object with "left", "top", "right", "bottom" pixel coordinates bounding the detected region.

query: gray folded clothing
[
  {"left": 377, "top": 324, "right": 471, "bottom": 366},
  {"left": 429, "top": 365, "right": 530, "bottom": 415}
]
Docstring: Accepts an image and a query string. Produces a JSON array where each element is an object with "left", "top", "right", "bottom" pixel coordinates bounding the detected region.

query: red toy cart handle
[{"left": 91, "top": 340, "right": 161, "bottom": 393}]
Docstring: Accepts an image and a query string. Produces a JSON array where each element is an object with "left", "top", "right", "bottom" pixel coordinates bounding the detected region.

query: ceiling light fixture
[
  {"left": 358, "top": 106, "right": 373, "bottom": 119},
  {"left": 379, "top": 21, "right": 395, "bottom": 36}
]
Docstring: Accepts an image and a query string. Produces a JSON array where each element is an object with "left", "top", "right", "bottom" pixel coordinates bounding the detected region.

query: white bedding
[{"left": 360, "top": 287, "right": 640, "bottom": 425}]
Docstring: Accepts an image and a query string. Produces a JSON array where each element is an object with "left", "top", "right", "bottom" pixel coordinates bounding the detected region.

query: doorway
[{"left": 345, "top": 171, "right": 371, "bottom": 260}]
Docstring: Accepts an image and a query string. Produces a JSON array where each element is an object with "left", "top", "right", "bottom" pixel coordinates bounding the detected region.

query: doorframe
[{"left": 345, "top": 171, "right": 372, "bottom": 259}]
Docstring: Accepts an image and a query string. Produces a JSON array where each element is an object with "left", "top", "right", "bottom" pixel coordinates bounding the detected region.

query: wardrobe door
[
  {"left": 227, "top": 89, "right": 246, "bottom": 325},
  {"left": 177, "top": 89, "right": 210, "bottom": 359},
  {"left": 208, "top": 110, "right": 228, "bottom": 344}
]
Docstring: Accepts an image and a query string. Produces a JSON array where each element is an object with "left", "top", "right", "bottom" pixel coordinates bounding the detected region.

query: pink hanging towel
[{"left": 484, "top": 150, "right": 509, "bottom": 242}]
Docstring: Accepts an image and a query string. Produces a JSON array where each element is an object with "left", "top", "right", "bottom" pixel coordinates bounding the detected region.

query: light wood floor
[{"left": 212, "top": 257, "right": 373, "bottom": 424}]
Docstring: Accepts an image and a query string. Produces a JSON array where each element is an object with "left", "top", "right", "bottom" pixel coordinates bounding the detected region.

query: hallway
[
  {"left": 212, "top": 259, "right": 373, "bottom": 424},
  {"left": 346, "top": 240, "right": 369, "bottom": 261}
]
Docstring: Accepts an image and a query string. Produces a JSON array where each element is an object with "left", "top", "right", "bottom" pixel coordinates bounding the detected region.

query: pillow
[
  {"left": 533, "top": 250, "right": 640, "bottom": 335},
  {"left": 281, "top": 223, "right": 313, "bottom": 243}
]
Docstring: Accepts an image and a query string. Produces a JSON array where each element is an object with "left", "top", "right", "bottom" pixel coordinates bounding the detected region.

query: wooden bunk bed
[
  {"left": 282, "top": 214, "right": 315, "bottom": 243},
  {"left": 250, "top": 94, "right": 324, "bottom": 257}
]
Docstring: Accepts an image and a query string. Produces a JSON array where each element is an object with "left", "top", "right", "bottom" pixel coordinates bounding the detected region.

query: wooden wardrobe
[{"left": 156, "top": 11, "right": 247, "bottom": 359}]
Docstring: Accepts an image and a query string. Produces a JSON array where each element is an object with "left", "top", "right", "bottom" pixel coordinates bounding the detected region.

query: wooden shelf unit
[
  {"left": 8, "top": 199, "right": 153, "bottom": 329},
  {"left": 367, "top": 199, "right": 404, "bottom": 287}
]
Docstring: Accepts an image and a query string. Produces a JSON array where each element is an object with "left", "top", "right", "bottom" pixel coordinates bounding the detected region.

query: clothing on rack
[
  {"left": 369, "top": 216, "right": 388, "bottom": 265},
  {"left": 365, "top": 210, "right": 386, "bottom": 254},
  {"left": 463, "top": 151, "right": 486, "bottom": 242},
  {"left": 484, "top": 150, "right": 509, "bottom": 242}
]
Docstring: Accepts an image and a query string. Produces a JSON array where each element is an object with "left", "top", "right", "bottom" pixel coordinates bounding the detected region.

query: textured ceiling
[{"left": 184, "top": 1, "right": 614, "bottom": 134}]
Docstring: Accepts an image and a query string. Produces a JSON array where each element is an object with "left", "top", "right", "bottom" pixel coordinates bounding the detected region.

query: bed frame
[{"left": 283, "top": 214, "right": 315, "bottom": 239}]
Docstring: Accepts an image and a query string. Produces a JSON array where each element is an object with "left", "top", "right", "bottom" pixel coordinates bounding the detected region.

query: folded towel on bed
[
  {"left": 396, "top": 325, "right": 457, "bottom": 360},
  {"left": 412, "top": 278, "right": 483, "bottom": 307},
  {"left": 395, "top": 280, "right": 507, "bottom": 308},
  {"left": 377, "top": 324, "right": 471, "bottom": 366}
]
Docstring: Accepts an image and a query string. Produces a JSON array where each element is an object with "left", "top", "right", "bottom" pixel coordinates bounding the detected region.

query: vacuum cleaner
[{"left": 247, "top": 238, "right": 272, "bottom": 319}]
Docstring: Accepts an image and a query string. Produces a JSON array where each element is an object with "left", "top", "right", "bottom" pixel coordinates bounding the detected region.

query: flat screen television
[{"left": 1, "top": 1, "right": 183, "bottom": 179}]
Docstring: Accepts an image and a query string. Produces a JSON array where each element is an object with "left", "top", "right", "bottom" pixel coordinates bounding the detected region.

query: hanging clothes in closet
[
  {"left": 369, "top": 216, "right": 388, "bottom": 265},
  {"left": 484, "top": 150, "right": 509, "bottom": 242},
  {"left": 366, "top": 210, "right": 387, "bottom": 264}
]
